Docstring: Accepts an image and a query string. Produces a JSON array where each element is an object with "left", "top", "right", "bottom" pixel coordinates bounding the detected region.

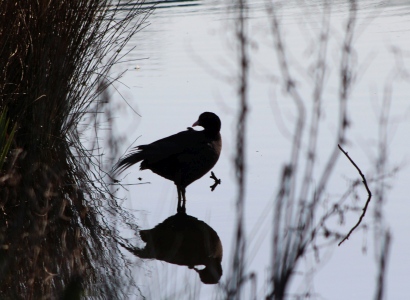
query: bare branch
[{"left": 338, "top": 144, "right": 372, "bottom": 246}]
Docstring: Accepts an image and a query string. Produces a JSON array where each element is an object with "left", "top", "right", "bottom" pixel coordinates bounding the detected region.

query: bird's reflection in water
[{"left": 121, "top": 211, "right": 223, "bottom": 284}]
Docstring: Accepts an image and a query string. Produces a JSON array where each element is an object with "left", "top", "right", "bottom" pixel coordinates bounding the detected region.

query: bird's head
[{"left": 192, "top": 112, "right": 221, "bottom": 133}]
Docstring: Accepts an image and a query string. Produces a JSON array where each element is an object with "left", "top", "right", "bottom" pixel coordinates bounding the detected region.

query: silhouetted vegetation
[{"left": 0, "top": 1, "right": 151, "bottom": 298}]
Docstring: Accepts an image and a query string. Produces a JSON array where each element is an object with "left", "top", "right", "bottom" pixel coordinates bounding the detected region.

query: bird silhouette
[
  {"left": 114, "top": 112, "right": 222, "bottom": 212},
  {"left": 119, "top": 211, "right": 223, "bottom": 284}
]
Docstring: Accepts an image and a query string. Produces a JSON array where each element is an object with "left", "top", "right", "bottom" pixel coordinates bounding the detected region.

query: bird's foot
[{"left": 210, "top": 171, "right": 221, "bottom": 191}]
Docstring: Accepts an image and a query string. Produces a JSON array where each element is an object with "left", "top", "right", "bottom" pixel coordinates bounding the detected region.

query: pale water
[{"left": 110, "top": 1, "right": 410, "bottom": 298}]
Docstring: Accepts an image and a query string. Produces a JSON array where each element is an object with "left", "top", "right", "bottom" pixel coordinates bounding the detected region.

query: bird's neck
[{"left": 204, "top": 129, "right": 220, "bottom": 140}]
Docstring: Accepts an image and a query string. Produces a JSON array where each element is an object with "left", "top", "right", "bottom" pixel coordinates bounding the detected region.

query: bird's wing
[
  {"left": 138, "top": 129, "right": 207, "bottom": 164},
  {"left": 114, "top": 129, "right": 203, "bottom": 173}
]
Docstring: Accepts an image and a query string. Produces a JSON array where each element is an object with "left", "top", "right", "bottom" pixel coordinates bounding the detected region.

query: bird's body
[
  {"left": 120, "top": 211, "right": 223, "bottom": 284},
  {"left": 114, "top": 112, "right": 222, "bottom": 212}
]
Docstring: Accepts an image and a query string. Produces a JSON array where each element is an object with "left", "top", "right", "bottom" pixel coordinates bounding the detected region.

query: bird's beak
[{"left": 192, "top": 120, "right": 200, "bottom": 127}]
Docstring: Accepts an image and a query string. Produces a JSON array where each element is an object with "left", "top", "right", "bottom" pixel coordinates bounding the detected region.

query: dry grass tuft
[{"left": 0, "top": 1, "right": 152, "bottom": 298}]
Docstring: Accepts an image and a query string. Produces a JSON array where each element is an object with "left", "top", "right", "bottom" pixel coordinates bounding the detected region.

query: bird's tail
[{"left": 113, "top": 148, "right": 144, "bottom": 174}]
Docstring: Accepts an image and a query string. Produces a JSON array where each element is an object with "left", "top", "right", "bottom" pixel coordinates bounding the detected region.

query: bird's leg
[
  {"left": 177, "top": 185, "right": 182, "bottom": 212},
  {"left": 181, "top": 187, "right": 186, "bottom": 213},
  {"left": 176, "top": 186, "right": 186, "bottom": 213}
]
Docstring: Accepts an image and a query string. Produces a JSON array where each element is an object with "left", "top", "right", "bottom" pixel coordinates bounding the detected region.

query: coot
[{"left": 114, "top": 112, "right": 222, "bottom": 212}]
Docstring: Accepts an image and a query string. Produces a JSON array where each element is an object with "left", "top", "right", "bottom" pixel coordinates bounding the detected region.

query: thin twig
[{"left": 338, "top": 144, "right": 372, "bottom": 246}]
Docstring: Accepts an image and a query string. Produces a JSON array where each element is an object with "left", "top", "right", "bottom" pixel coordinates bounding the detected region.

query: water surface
[{"left": 112, "top": 1, "right": 410, "bottom": 298}]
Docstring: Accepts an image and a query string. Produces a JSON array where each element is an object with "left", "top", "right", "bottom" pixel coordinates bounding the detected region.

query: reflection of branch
[
  {"left": 375, "top": 230, "right": 391, "bottom": 300},
  {"left": 228, "top": 0, "right": 248, "bottom": 296},
  {"left": 338, "top": 144, "right": 372, "bottom": 246},
  {"left": 210, "top": 171, "right": 221, "bottom": 192},
  {"left": 111, "top": 182, "right": 150, "bottom": 186}
]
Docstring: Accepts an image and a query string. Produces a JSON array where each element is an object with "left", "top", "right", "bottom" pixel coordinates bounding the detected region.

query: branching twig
[{"left": 338, "top": 144, "right": 372, "bottom": 246}]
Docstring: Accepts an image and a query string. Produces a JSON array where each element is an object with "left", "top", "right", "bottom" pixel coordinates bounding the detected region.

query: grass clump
[{"left": 0, "top": 1, "right": 151, "bottom": 298}]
